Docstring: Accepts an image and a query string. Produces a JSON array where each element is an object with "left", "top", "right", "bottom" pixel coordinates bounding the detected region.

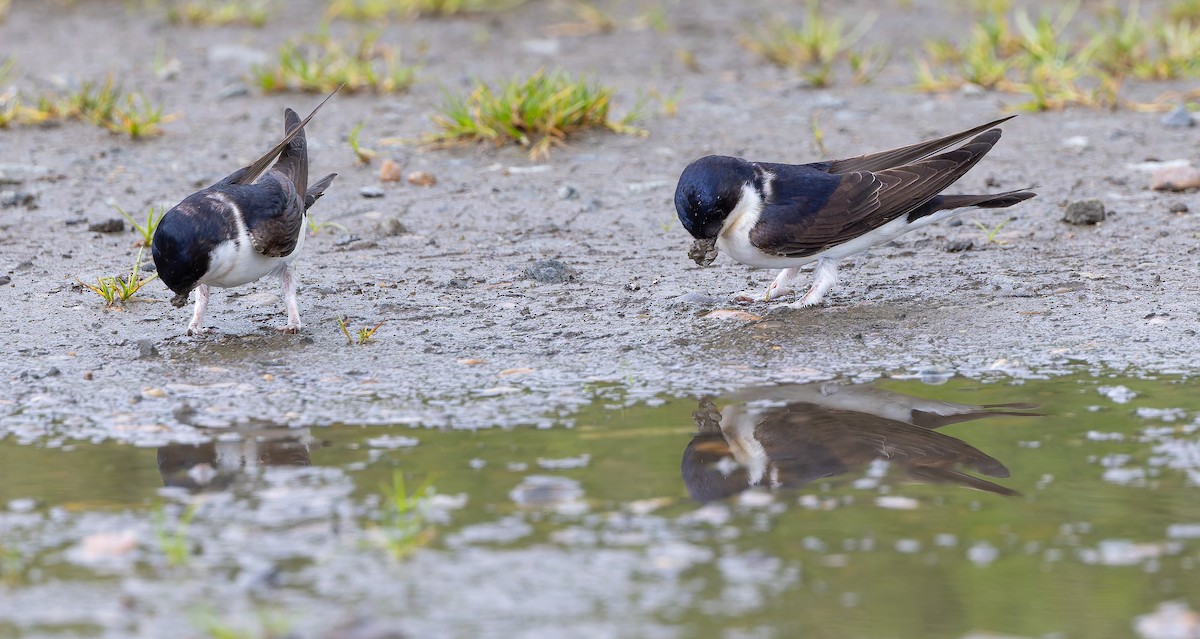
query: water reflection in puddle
[
  {"left": 684, "top": 383, "right": 1039, "bottom": 502},
  {"left": 2, "top": 374, "right": 1199, "bottom": 639}
]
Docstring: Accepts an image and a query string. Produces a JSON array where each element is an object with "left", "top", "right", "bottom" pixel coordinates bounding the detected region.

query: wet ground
[
  {"left": 3, "top": 0, "right": 1200, "bottom": 636},
  {"left": 4, "top": 375, "right": 1200, "bottom": 638}
]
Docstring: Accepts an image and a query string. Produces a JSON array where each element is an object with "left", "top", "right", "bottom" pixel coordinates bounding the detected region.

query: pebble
[
  {"left": 359, "top": 186, "right": 385, "bottom": 198},
  {"left": 944, "top": 238, "right": 973, "bottom": 252},
  {"left": 1151, "top": 165, "right": 1200, "bottom": 192},
  {"left": 0, "top": 190, "right": 35, "bottom": 208},
  {"left": 407, "top": 171, "right": 437, "bottom": 187},
  {"left": 1168, "top": 202, "right": 1188, "bottom": 214},
  {"left": 88, "top": 218, "right": 125, "bottom": 233},
  {"left": 523, "top": 258, "right": 575, "bottom": 283},
  {"left": 1161, "top": 104, "right": 1196, "bottom": 129},
  {"left": 217, "top": 83, "right": 249, "bottom": 99},
  {"left": 137, "top": 339, "right": 158, "bottom": 360},
  {"left": 557, "top": 185, "right": 580, "bottom": 200},
  {"left": 1062, "top": 199, "right": 1105, "bottom": 225},
  {"left": 378, "top": 158, "right": 403, "bottom": 182},
  {"left": 376, "top": 217, "right": 408, "bottom": 236},
  {"left": 673, "top": 292, "right": 721, "bottom": 308},
  {"left": 1061, "top": 135, "right": 1090, "bottom": 153},
  {"left": 0, "top": 276, "right": 10, "bottom": 286}
]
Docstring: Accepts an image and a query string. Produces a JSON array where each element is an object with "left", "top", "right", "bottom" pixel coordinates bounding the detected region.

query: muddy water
[{"left": 2, "top": 374, "right": 1199, "bottom": 639}]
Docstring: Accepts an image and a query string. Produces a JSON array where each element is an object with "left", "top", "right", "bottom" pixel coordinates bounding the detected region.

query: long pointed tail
[
  {"left": 939, "top": 188, "right": 1037, "bottom": 210},
  {"left": 273, "top": 108, "right": 309, "bottom": 201}
]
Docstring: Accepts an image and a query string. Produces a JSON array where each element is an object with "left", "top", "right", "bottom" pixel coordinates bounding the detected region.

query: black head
[
  {"left": 674, "top": 155, "right": 762, "bottom": 240},
  {"left": 151, "top": 204, "right": 216, "bottom": 297}
]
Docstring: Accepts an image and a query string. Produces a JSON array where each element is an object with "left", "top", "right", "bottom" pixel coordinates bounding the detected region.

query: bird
[
  {"left": 674, "top": 116, "right": 1036, "bottom": 308},
  {"left": 681, "top": 382, "right": 1040, "bottom": 503},
  {"left": 152, "top": 90, "right": 339, "bottom": 335}
]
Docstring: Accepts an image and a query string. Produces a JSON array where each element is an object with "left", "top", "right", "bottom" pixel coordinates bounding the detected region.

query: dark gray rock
[
  {"left": 88, "top": 218, "right": 125, "bottom": 233},
  {"left": 523, "top": 259, "right": 576, "bottom": 283},
  {"left": 137, "top": 339, "right": 159, "bottom": 360},
  {"left": 1168, "top": 202, "right": 1189, "bottom": 214},
  {"left": 1063, "top": 199, "right": 1105, "bottom": 225},
  {"left": 944, "top": 238, "right": 974, "bottom": 252}
]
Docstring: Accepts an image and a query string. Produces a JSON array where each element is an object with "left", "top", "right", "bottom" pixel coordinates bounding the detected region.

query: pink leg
[
  {"left": 186, "top": 284, "right": 212, "bottom": 335},
  {"left": 278, "top": 266, "right": 302, "bottom": 333}
]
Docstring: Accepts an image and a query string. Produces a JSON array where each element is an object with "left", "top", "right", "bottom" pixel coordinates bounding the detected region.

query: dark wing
[
  {"left": 813, "top": 115, "right": 1016, "bottom": 174},
  {"left": 756, "top": 404, "right": 1011, "bottom": 480},
  {"left": 220, "top": 177, "right": 305, "bottom": 258},
  {"left": 751, "top": 129, "right": 1004, "bottom": 257}
]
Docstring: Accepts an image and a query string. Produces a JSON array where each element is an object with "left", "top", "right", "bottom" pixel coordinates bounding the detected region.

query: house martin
[
  {"left": 152, "top": 90, "right": 339, "bottom": 335},
  {"left": 675, "top": 116, "right": 1035, "bottom": 307}
]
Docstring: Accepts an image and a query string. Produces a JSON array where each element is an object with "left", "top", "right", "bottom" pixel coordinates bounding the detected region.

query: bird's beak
[{"left": 170, "top": 292, "right": 190, "bottom": 308}]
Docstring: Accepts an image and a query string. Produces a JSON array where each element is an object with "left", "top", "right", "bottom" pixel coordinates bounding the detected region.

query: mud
[{"left": 2, "top": 0, "right": 1199, "bottom": 440}]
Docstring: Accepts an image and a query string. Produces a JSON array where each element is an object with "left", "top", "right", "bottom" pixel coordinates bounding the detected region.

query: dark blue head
[
  {"left": 151, "top": 198, "right": 221, "bottom": 296},
  {"left": 674, "top": 155, "right": 760, "bottom": 240}
]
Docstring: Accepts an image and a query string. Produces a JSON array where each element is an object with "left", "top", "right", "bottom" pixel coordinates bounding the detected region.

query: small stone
[
  {"left": 217, "top": 83, "right": 249, "bottom": 99},
  {"left": 1151, "top": 165, "right": 1200, "bottom": 192},
  {"left": 377, "top": 217, "right": 408, "bottom": 236},
  {"left": 1168, "top": 202, "right": 1189, "bottom": 214},
  {"left": 1161, "top": 104, "right": 1196, "bottom": 129},
  {"left": 137, "top": 339, "right": 159, "bottom": 360},
  {"left": 523, "top": 258, "right": 575, "bottom": 283},
  {"left": 457, "top": 358, "right": 485, "bottom": 366},
  {"left": 359, "top": 186, "right": 385, "bottom": 198},
  {"left": 379, "top": 159, "right": 403, "bottom": 183},
  {"left": 407, "top": 171, "right": 437, "bottom": 187},
  {"left": 944, "top": 238, "right": 974, "bottom": 252},
  {"left": 557, "top": 185, "right": 579, "bottom": 200},
  {"left": 88, "top": 218, "right": 125, "bottom": 233},
  {"left": 1061, "top": 135, "right": 1090, "bottom": 152},
  {"left": 0, "top": 275, "right": 10, "bottom": 286},
  {"left": 702, "top": 309, "right": 763, "bottom": 321},
  {"left": 1062, "top": 199, "right": 1106, "bottom": 225}
]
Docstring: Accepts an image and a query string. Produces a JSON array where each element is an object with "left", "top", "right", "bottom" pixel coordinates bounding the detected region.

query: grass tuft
[
  {"left": 252, "top": 30, "right": 416, "bottom": 94},
  {"left": 742, "top": 0, "right": 883, "bottom": 87},
  {"left": 914, "top": 0, "right": 1200, "bottom": 111},
  {"left": 165, "top": 0, "right": 270, "bottom": 27},
  {"left": 115, "top": 204, "right": 165, "bottom": 248},
  {"left": 154, "top": 504, "right": 197, "bottom": 567},
  {"left": 348, "top": 122, "right": 377, "bottom": 163},
  {"left": 338, "top": 317, "right": 384, "bottom": 345},
  {"left": 371, "top": 471, "right": 436, "bottom": 560},
  {"left": 78, "top": 247, "right": 159, "bottom": 307},
  {"left": 426, "top": 69, "right": 644, "bottom": 159},
  {"left": 0, "top": 75, "right": 173, "bottom": 138},
  {"left": 326, "top": 0, "right": 526, "bottom": 20}
]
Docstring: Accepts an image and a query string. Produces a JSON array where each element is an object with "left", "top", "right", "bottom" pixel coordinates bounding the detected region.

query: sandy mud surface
[{"left": 1, "top": 0, "right": 1198, "bottom": 441}]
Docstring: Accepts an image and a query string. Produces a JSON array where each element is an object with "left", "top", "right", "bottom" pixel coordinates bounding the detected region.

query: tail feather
[
  {"left": 940, "top": 188, "right": 1037, "bottom": 210},
  {"left": 273, "top": 108, "right": 309, "bottom": 200},
  {"left": 305, "top": 173, "right": 337, "bottom": 210},
  {"left": 908, "top": 187, "right": 1036, "bottom": 221}
]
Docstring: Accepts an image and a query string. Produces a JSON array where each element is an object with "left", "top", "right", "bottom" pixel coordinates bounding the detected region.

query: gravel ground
[{"left": 1, "top": 0, "right": 1198, "bottom": 442}]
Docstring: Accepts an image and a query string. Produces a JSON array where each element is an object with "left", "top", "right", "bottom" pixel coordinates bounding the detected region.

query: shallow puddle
[{"left": 2, "top": 374, "right": 1200, "bottom": 639}]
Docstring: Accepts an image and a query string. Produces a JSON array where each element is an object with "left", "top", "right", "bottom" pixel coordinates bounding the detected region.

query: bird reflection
[
  {"left": 682, "top": 382, "right": 1039, "bottom": 503},
  {"left": 157, "top": 426, "right": 318, "bottom": 491}
]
